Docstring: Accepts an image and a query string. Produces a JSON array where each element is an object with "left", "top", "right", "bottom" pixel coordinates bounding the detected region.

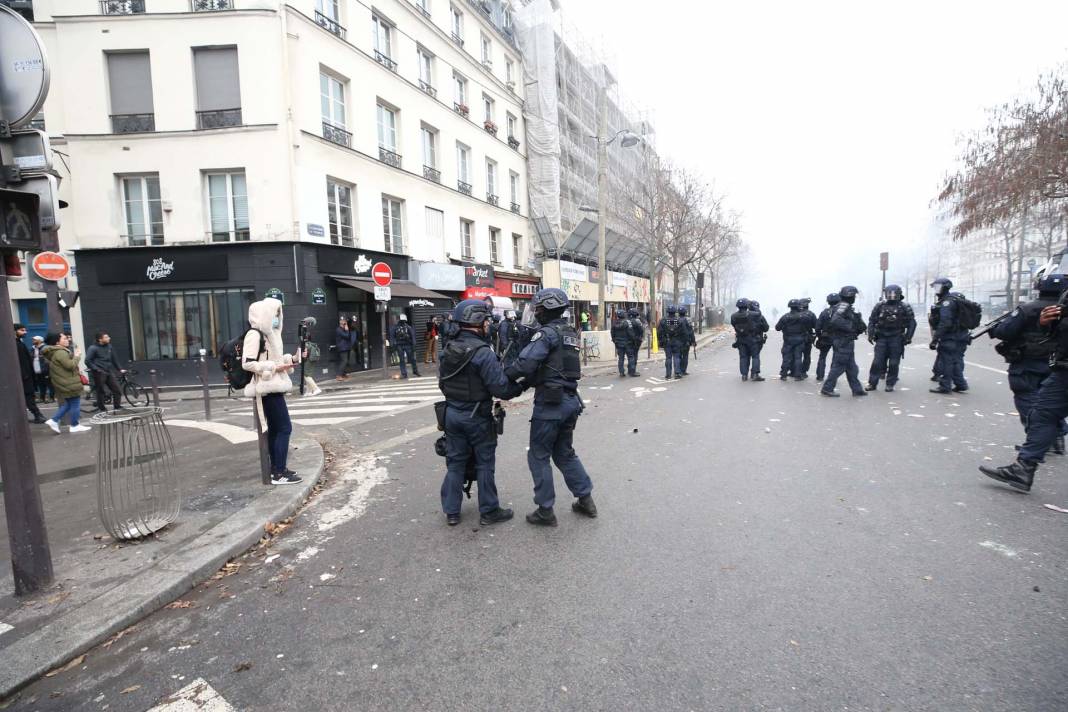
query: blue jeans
[
  {"left": 261, "top": 393, "right": 292, "bottom": 473},
  {"left": 869, "top": 335, "right": 905, "bottom": 386},
  {"left": 1018, "top": 370, "right": 1068, "bottom": 463},
  {"left": 738, "top": 340, "right": 762, "bottom": 377},
  {"left": 53, "top": 396, "right": 81, "bottom": 426},
  {"left": 528, "top": 394, "right": 592, "bottom": 509},
  {"left": 397, "top": 345, "right": 418, "bottom": 377},
  {"left": 440, "top": 405, "right": 499, "bottom": 515}
]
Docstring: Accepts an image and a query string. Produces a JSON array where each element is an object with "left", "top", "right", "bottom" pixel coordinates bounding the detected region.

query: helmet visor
[{"left": 520, "top": 304, "right": 538, "bottom": 329}]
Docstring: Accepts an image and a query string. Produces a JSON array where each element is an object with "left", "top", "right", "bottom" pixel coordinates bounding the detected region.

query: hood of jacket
[{"left": 249, "top": 297, "right": 283, "bottom": 336}]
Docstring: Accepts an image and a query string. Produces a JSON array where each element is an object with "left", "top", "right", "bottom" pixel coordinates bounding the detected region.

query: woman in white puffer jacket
[{"left": 243, "top": 298, "right": 302, "bottom": 484}]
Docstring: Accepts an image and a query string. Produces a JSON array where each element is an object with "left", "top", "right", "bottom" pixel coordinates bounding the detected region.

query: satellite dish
[{"left": 0, "top": 5, "right": 50, "bottom": 129}]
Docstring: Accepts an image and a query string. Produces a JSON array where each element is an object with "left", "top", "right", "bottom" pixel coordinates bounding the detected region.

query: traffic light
[{"left": 0, "top": 187, "right": 41, "bottom": 252}]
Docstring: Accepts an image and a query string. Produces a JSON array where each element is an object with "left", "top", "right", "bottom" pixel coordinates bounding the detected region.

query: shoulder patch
[
  {"left": 1012, "top": 307, "right": 1022, "bottom": 317},
  {"left": 530, "top": 331, "right": 544, "bottom": 342}
]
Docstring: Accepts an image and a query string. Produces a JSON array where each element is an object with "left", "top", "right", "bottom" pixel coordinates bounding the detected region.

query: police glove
[
  {"left": 867, "top": 335, "right": 875, "bottom": 345},
  {"left": 929, "top": 341, "right": 939, "bottom": 351}
]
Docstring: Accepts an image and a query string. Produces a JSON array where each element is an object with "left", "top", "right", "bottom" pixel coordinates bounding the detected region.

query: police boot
[
  {"left": 446, "top": 513, "right": 461, "bottom": 526},
  {"left": 1053, "top": 436, "right": 1065, "bottom": 455},
  {"left": 929, "top": 387, "right": 952, "bottom": 394},
  {"left": 864, "top": 382, "right": 877, "bottom": 391},
  {"left": 820, "top": 390, "right": 840, "bottom": 397},
  {"left": 885, "top": 384, "right": 894, "bottom": 392},
  {"left": 751, "top": 375, "right": 765, "bottom": 382},
  {"left": 572, "top": 495, "right": 598, "bottom": 518},
  {"left": 979, "top": 460, "right": 1036, "bottom": 492},
  {"left": 479, "top": 507, "right": 514, "bottom": 525},
  {"left": 526, "top": 507, "right": 558, "bottom": 527},
  {"left": 741, "top": 375, "right": 748, "bottom": 381}
]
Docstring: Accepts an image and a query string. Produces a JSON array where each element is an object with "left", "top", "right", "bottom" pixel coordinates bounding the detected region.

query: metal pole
[
  {"left": 881, "top": 269, "right": 886, "bottom": 292},
  {"left": 199, "top": 351, "right": 211, "bottom": 421},
  {"left": 380, "top": 304, "right": 389, "bottom": 379},
  {"left": 149, "top": 368, "right": 160, "bottom": 407},
  {"left": 647, "top": 251, "right": 655, "bottom": 359},
  {"left": 0, "top": 258, "right": 53, "bottom": 595},
  {"left": 252, "top": 399, "right": 271, "bottom": 485},
  {"left": 596, "top": 82, "right": 609, "bottom": 331}
]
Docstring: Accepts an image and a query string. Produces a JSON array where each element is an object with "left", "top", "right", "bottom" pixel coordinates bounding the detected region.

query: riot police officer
[
  {"left": 488, "top": 313, "right": 503, "bottom": 354},
  {"left": 865, "top": 284, "right": 917, "bottom": 393},
  {"left": 929, "top": 277, "right": 972, "bottom": 394},
  {"left": 506, "top": 288, "right": 596, "bottom": 526},
  {"left": 814, "top": 293, "right": 840, "bottom": 381},
  {"left": 820, "top": 286, "right": 868, "bottom": 397},
  {"left": 677, "top": 305, "right": 697, "bottom": 376},
  {"left": 987, "top": 270, "right": 1067, "bottom": 452},
  {"left": 731, "top": 298, "right": 765, "bottom": 381},
  {"left": 611, "top": 308, "right": 633, "bottom": 377},
  {"left": 980, "top": 298, "right": 1068, "bottom": 492},
  {"left": 658, "top": 305, "right": 685, "bottom": 379},
  {"left": 798, "top": 298, "right": 817, "bottom": 377},
  {"left": 626, "top": 307, "right": 643, "bottom": 377},
  {"left": 497, "top": 310, "right": 517, "bottom": 361},
  {"left": 775, "top": 299, "right": 814, "bottom": 380},
  {"left": 438, "top": 300, "right": 524, "bottom": 526}
]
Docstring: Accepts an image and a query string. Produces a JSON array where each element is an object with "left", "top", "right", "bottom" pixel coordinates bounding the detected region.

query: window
[
  {"left": 456, "top": 143, "right": 470, "bottom": 183},
  {"left": 489, "top": 227, "right": 500, "bottom": 264},
  {"left": 486, "top": 159, "right": 497, "bottom": 196},
  {"left": 127, "top": 288, "right": 254, "bottom": 361},
  {"left": 454, "top": 73, "right": 467, "bottom": 108},
  {"left": 483, "top": 95, "right": 495, "bottom": 123},
  {"left": 320, "top": 72, "right": 346, "bottom": 128},
  {"left": 193, "top": 46, "right": 241, "bottom": 129},
  {"left": 481, "top": 34, "right": 492, "bottom": 65},
  {"left": 506, "top": 112, "right": 517, "bottom": 139},
  {"left": 510, "top": 171, "right": 520, "bottom": 210},
  {"left": 122, "top": 175, "right": 163, "bottom": 246},
  {"left": 377, "top": 104, "right": 398, "bottom": 151},
  {"left": 421, "top": 126, "right": 437, "bottom": 168},
  {"left": 460, "top": 219, "right": 473, "bottom": 259},
  {"left": 106, "top": 51, "right": 154, "bottom": 133},
  {"left": 417, "top": 48, "right": 434, "bottom": 91},
  {"left": 450, "top": 6, "right": 463, "bottom": 42},
  {"left": 426, "top": 208, "right": 445, "bottom": 254},
  {"left": 207, "top": 171, "right": 249, "bottom": 241},
  {"left": 506, "top": 57, "right": 515, "bottom": 85},
  {"left": 512, "top": 233, "right": 522, "bottom": 269},
  {"left": 372, "top": 15, "right": 395, "bottom": 70},
  {"left": 382, "top": 196, "right": 404, "bottom": 253},
  {"left": 327, "top": 179, "right": 354, "bottom": 247},
  {"left": 415, "top": 0, "right": 429, "bottom": 13},
  {"left": 317, "top": 0, "right": 339, "bottom": 21}
]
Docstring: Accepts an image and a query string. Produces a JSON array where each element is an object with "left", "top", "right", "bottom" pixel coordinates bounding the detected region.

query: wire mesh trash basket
[{"left": 92, "top": 407, "right": 181, "bottom": 540}]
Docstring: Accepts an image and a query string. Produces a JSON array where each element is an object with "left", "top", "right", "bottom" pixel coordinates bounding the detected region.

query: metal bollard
[
  {"left": 198, "top": 350, "right": 211, "bottom": 421},
  {"left": 149, "top": 369, "right": 160, "bottom": 407},
  {"left": 252, "top": 398, "right": 271, "bottom": 485}
]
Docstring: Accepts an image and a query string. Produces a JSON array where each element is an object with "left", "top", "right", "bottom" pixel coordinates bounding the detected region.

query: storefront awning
[{"left": 328, "top": 276, "right": 450, "bottom": 300}]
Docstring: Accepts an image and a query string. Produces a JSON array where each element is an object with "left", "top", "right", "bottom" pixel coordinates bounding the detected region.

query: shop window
[{"left": 127, "top": 288, "right": 254, "bottom": 361}]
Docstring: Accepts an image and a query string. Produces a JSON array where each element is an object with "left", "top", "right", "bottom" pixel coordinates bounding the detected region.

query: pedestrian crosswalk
[{"left": 229, "top": 376, "right": 441, "bottom": 426}]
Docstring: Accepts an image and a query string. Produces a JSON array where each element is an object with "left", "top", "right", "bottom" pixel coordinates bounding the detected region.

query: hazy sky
[{"left": 562, "top": 0, "right": 1068, "bottom": 310}]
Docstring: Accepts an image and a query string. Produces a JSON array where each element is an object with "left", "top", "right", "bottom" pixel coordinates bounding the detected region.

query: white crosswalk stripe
[
  {"left": 230, "top": 377, "right": 441, "bottom": 426},
  {"left": 145, "top": 678, "right": 235, "bottom": 711}
]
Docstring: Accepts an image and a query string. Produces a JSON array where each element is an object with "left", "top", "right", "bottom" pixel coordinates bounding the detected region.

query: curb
[{"left": 0, "top": 435, "right": 325, "bottom": 700}]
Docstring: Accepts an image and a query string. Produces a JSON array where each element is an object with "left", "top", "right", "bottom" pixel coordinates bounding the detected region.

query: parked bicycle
[{"left": 88, "top": 368, "right": 149, "bottom": 407}]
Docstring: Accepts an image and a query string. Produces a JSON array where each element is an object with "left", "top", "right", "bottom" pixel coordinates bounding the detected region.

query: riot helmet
[
  {"left": 826, "top": 293, "right": 841, "bottom": 306},
  {"left": 615, "top": 308, "right": 627, "bottom": 319},
  {"left": 505, "top": 310, "right": 517, "bottom": 320},
  {"left": 736, "top": 298, "right": 750, "bottom": 310},
  {"left": 530, "top": 288, "right": 569, "bottom": 325},
  {"left": 667, "top": 305, "right": 678, "bottom": 315},
  {"left": 1036, "top": 272, "right": 1068, "bottom": 297},
  {"left": 800, "top": 298, "right": 812, "bottom": 309},
  {"left": 884, "top": 284, "right": 903, "bottom": 302},
  {"left": 788, "top": 299, "right": 800, "bottom": 310},
  {"left": 627, "top": 308, "right": 640, "bottom": 318},
  {"left": 491, "top": 313, "right": 501, "bottom": 323},
  {"left": 930, "top": 277, "right": 953, "bottom": 296},
  {"left": 678, "top": 305, "right": 688, "bottom": 316},
  {"left": 750, "top": 300, "right": 761, "bottom": 311},
  {"left": 838, "top": 285, "right": 859, "bottom": 304},
  {"left": 452, "top": 299, "right": 492, "bottom": 327}
]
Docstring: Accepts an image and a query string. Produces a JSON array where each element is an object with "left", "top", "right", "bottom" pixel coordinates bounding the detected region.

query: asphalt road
[{"left": 9, "top": 330, "right": 1067, "bottom": 711}]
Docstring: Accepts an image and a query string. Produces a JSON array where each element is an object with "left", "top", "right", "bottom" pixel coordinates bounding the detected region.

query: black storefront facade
[{"left": 74, "top": 241, "right": 452, "bottom": 385}]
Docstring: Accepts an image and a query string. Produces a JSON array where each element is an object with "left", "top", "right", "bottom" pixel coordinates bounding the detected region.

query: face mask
[{"left": 272, "top": 318, "right": 280, "bottom": 329}]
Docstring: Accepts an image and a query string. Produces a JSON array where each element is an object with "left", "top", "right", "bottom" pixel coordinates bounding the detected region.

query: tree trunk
[
  {"left": 1003, "top": 231, "right": 1015, "bottom": 306},
  {"left": 1014, "top": 207, "right": 1028, "bottom": 306}
]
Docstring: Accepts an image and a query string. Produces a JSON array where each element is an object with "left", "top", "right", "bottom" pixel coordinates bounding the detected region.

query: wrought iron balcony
[
  {"left": 101, "top": 0, "right": 145, "bottom": 14},
  {"left": 375, "top": 51, "right": 398, "bottom": 73},
  {"left": 111, "top": 113, "right": 155, "bottom": 133},
  {"left": 458, "top": 180, "right": 473, "bottom": 196},
  {"left": 315, "top": 11, "right": 347, "bottom": 39},
  {"left": 196, "top": 108, "right": 242, "bottom": 129},
  {"left": 451, "top": 32, "right": 464, "bottom": 47},
  {"left": 454, "top": 103, "right": 470, "bottom": 118},
  {"left": 486, "top": 193, "right": 499, "bottom": 207},
  {"left": 190, "top": 0, "right": 231, "bottom": 10},
  {"left": 378, "top": 147, "right": 402, "bottom": 168},
  {"left": 413, "top": 1, "right": 431, "bottom": 19},
  {"left": 322, "top": 121, "right": 352, "bottom": 148},
  {"left": 423, "top": 165, "right": 441, "bottom": 183},
  {"left": 511, "top": 202, "right": 520, "bottom": 214},
  {"left": 508, "top": 136, "right": 520, "bottom": 150},
  {"left": 419, "top": 80, "right": 437, "bottom": 98}
]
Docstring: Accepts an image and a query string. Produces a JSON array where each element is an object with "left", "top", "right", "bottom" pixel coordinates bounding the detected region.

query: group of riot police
[
  {"left": 655, "top": 305, "right": 698, "bottom": 379},
  {"left": 610, "top": 307, "right": 645, "bottom": 378}
]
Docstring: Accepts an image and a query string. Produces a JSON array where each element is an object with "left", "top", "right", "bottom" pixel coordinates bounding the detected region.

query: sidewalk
[{"left": 0, "top": 411, "right": 324, "bottom": 698}]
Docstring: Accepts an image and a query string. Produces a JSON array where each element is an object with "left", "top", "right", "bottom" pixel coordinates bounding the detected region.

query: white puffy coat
[{"left": 242, "top": 298, "right": 293, "bottom": 397}]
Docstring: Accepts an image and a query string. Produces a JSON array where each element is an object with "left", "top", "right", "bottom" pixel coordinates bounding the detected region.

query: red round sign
[
  {"left": 371, "top": 262, "right": 393, "bottom": 287},
  {"left": 32, "top": 251, "right": 70, "bottom": 281}
]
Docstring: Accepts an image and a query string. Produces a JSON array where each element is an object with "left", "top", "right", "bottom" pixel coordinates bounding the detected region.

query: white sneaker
[
  {"left": 46, "top": 419, "right": 60, "bottom": 434},
  {"left": 69, "top": 424, "right": 92, "bottom": 433}
]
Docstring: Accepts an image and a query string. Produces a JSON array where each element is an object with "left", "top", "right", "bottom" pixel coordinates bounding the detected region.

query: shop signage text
[
  {"left": 464, "top": 262, "right": 495, "bottom": 287},
  {"left": 307, "top": 223, "right": 325, "bottom": 238},
  {"left": 312, "top": 287, "right": 327, "bottom": 305},
  {"left": 354, "top": 255, "right": 373, "bottom": 274},
  {"left": 512, "top": 282, "right": 539, "bottom": 296},
  {"left": 97, "top": 251, "right": 229, "bottom": 285},
  {"left": 559, "top": 261, "right": 589, "bottom": 282},
  {"left": 408, "top": 299, "right": 435, "bottom": 307},
  {"left": 146, "top": 258, "right": 175, "bottom": 281}
]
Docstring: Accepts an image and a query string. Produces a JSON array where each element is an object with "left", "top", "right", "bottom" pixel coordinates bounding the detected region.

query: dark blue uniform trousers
[
  {"left": 528, "top": 394, "right": 592, "bottom": 509},
  {"left": 679, "top": 343, "right": 692, "bottom": 374},
  {"left": 780, "top": 336, "right": 805, "bottom": 377},
  {"left": 936, "top": 337, "right": 968, "bottom": 391},
  {"left": 738, "top": 339, "right": 762, "bottom": 377},
  {"left": 822, "top": 339, "right": 864, "bottom": 394},
  {"left": 815, "top": 345, "right": 832, "bottom": 380},
  {"left": 615, "top": 345, "right": 628, "bottom": 375},
  {"left": 868, "top": 335, "right": 905, "bottom": 386},
  {"left": 801, "top": 340, "right": 813, "bottom": 375},
  {"left": 625, "top": 346, "right": 639, "bottom": 375},
  {"left": 440, "top": 406, "right": 500, "bottom": 515},
  {"left": 1019, "top": 370, "right": 1068, "bottom": 463},
  {"left": 1009, "top": 364, "right": 1068, "bottom": 434},
  {"left": 664, "top": 344, "right": 682, "bottom": 378}
]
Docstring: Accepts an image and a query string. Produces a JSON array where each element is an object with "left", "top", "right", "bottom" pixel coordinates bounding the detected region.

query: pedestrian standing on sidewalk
[
  {"left": 243, "top": 297, "right": 302, "bottom": 485},
  {"left": 15, "top": 324, "right": 47, "bottom": 424},
  {"left": 42, "top": 332, "right": 91, "bottom": 434},
  {"left": 424, "top": 316, "right": 439, "bottom": 364},
  {"left": 31, "top": 335, "right": 53, "bottom": 402},
  {"left": 390, "top": 314, "right": 421, "bottom": 379},
  {"left": 335, "top": 317, "right": 357, "bottom": 381},
  {"left": 86, "top": 332, "right": 125, "bottom": 412}
]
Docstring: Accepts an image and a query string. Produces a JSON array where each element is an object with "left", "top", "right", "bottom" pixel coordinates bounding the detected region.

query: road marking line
[
  {"left": 145, "top": 678, "right": 235, "bottom": 712},
  {"left": 167, "top": 420, "right": 257, "bottom": 444},
  {"left": 908, "top": 345, "right": 1006, "bottom": 374},
  {"left": 0, "top": 622, "right": 12, "bottom": 636}
]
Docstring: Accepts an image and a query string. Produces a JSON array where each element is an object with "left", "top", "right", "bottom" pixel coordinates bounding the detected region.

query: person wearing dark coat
[{"left": 15, "top": 324, "right": 47, "bottom": 423}]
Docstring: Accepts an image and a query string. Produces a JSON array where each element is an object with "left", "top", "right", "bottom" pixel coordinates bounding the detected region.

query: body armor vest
[
  {"left": 394, "top": 325, "right": 413, "bottom": 345},
  {"left": 1002, "top": 299, "right": 1057, "bottom": 363},
  {"left": 438, "top": 333, "right": 491, "bottom": 403},
  {"left": 875, "top": 302, "right": 909, "bottom": 336},
  {"left": 781, "top": 312, "right": 807, "bottom": 337},
  {"left": 731, "top": 311, "right": 753, "bottom": 337},
  {"left": 535, "top": 321, "right": 582, "bottom": 387}
]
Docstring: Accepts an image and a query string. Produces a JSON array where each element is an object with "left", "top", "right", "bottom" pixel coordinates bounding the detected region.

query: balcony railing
[
  {"left": 451, "top": 32, "right": 464, "bottom": 47},
  {"left": 190, "top": 0, "right": 231, "bottom": 10},
  {"left": 418, "top": 80, "right": 437, "bottom": 98},
  {"left": 375, "top": 51, "right": 398, "bottom": 73},
  {"left": 322, "top": 121, "right": 352, "bottom": 147},
  {"left": 414, "top": 2, "right": 431, "bottom": 19},
  {"left": 315, "top": 11, "right": 347, "bottom": 39},
  {"left": 208, "top": 229, "right": 251, "bottom": 243},
  {"left": 126, "top": 233, "right": 164, "bottom": 247},
  {"left": 196, "top": 108, "right": 242, "bottom": 129},
  {"left": 454, "top": 103, "right": 470, "bottom": 118},
  {"left": 508, "top": 136, "right": 520, "bottom": 150},
  {"left": 458, "top": 180, "right": 472, "bottom": 196},
  {"left": 101, "top": 0, "right": 145, "bottom": 14},
  {"left": 511, "top": 202, "right": 521, "bottom": 214},
  {"left": 111, "top": 113, "right": 155, "bottom": 133},
  {"left": 486, "top": 193, "right": 499, "bottom": 207},
  {"left": 378, "top": 147, "right": 402, "bottom": 168},
  {"left": 423, "top": 165, "right": 441, "bottom": 183}
]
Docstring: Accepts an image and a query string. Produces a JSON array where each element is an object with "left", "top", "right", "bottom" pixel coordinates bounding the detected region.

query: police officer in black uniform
[
  {"left": 814, "top": 293, "right": 840, "bottom": 382},
  {"left": 677, "top": 305, "right": 697, "bottom": 376},
  {"left": 438, "top": 300, "right": 524, "bottom": 526},
  {"left": 929, "top": 277, "right": 972, "bottom": 394},
  {"left": 730, "top": 298, "right": 767, "bottom": 381},
  {"left": 987, "top": 270, "right": 1068, "bottom": 452},
  {"left": 610, "top": 308, "right": 633, "bottom": 378},
  {"left": 658, "top": 305, "right": 684, "bottom": 379},
  {"left": 506, "top": 288, "right": 596, "bottom": 526},
  {"left": 626, "top": 307, "right": 643, "bottom": 377},
  {"left": 980, "top": 292, "right": 1068, "bottom": 492},
  {"left": 865, "top": 284, "right": 917, "bottom": 393},
  {"left": 820, "top": 286, "right": 868, "bottom": 397},
  {"left": 798, "top": 298, "right": 816, "bottom": 378},
  {"left": 775, "top": 299, "right": 813, "bottom": 380}
]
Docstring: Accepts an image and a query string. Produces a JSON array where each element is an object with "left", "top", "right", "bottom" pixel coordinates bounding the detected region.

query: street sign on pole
[
  {"left": 0, "top": 5, "right": 50, "bottom": 130},
  {"left": 880, "top": 252, "right": 889, "bottom": 291},
  {"left": 31, "top": 250, "right": 69, "bottom": 281},
  {"left": 372, "top": 262, "right": 393, "bottom": 287},
  {"left": 374, "top": 285, "right": 391, "bottom": 302}
]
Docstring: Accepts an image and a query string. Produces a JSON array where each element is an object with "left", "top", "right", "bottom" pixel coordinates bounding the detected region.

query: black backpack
[
  {"left": 220, "top": 329, "right": 266, "bottom": 390},
  {"left": 952, "top": 295, "right": 982, "bottom": 330}
]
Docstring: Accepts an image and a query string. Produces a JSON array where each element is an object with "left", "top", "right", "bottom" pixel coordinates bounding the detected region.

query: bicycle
[{"left": 88, "top": 368, "right": 149, "bottom": 407}]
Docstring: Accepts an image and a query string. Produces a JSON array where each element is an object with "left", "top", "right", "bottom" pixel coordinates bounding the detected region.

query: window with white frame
[
  {"left": 480, "top": 34, "right": 492, "bottom": 65},
  {"left": 454, "top": 73, "right": 467, "bottom": 108},
  {"left": 506, "top": 112, "right": 517, "bottom": 139},
  {"left": 416, "top": 0, "right": 429, "bottom": 13},
  {"left": 317, "top": 0, "right": 339, "bottom": 22},
  {"left": 418, "top": 48, "right": 433, "bottom": 87},
  {"left": 382, "top": 196, "right": 403, "bottom": 253},
  {"left": 377, "top": 103, "right": 398, "bottom": 152},
  {"left": 486, "top": 159, "right": 497, "bottom": 196},
  {"left": 326, "top": 178, "right": 354, "bottom": 247},
  {"left": 460, "top": 219, "right": 473, "bottom": 259},
  {"left": 509, "top": 171, "right": 520, "bottom": 205},
  {"left": 207, "top": 171, "right": 249, "bottom": 242},
  {"left": 320, "top": 72, "right": 346, "bottom": 128},
  {"left": 512, "top": 233, "right": 522, "bottom": 269},
  {"left": 421, "top": 126, "right": 437, "bottom": 168},
  {"left": 456, "top": 143, "right": 470, "bottom": 183},
  {"left": 372, "top": 15, "right": 392, "bottom": 58},
  {"left": 489, "top": 227, "right": 500, "bottom": 264},
  {"left": 121, "top": 174, "right": 163, "bottom": 246},
  {"left": 483, "top": 95, "right": 494, "bottom": 123},
  {"left": 450, "top": 6, "right": 463, "bottom": 40},
  {"left": 506, "top": 57, "right": 514, "bottom": 84}
]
